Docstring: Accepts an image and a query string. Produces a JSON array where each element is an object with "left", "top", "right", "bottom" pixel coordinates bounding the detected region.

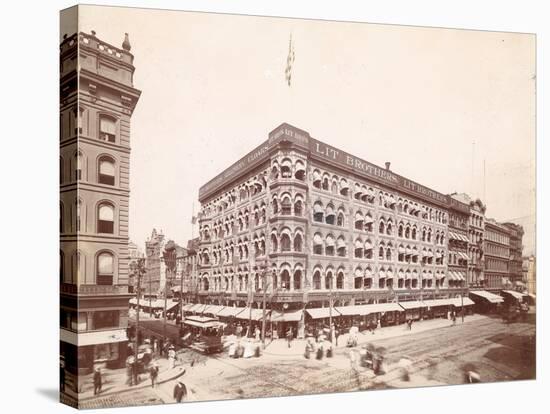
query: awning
[
  {"left": 235, "top": 307, "right": 268, "bottom": 321},
  {"left": 399, "top": 301, "right": 427, "bottom": 310},
  {"left": 515, "top": 281, "right": 526, "bottom": 287},
  {"left": 379, "top": 269, "right": 386, "bottom": 278},
  {"left": 502, "top": 290, "right": 524, "bottom": 300},
  {"left": 398, "top": 247, "right": 405, "bottom": 254},
  {"left": 354, "top": 268, "right": 364, "bottom": 277},
  {"left": 326, "top": 236, "right": 335, "bottom": 247},
  {"left": 181, "top": 303, "right": 195, "bottom": 311},
  {"left": 458, "top": 252, "right": 469, "bottom": 260},
  {"left": 337, "top": 238, "right": 346, "bottom": 249},
  {"left": 436, "top": 272, "right": 446, "bottom": 280},
  {"left": 355, "top": 212, "right": 364, "bottom": 221},
  {"left": 271, "top": 309, "right": 303, "bottom": 322},
  {"left": 355, "top": 240, "right": 363, "bottom": 249},
  {"left": 326, "top": 205, "right": 335, "bottom": 217},
  {"left": 203, "top": 304, "right": 225, "bottom": 315},
  {"left": 313, "top": 234, "right": 323, "bottom": 245},
  {"left": 340, "top": 179, "right": 349, "bottom": 189},
  {"left": 295, "top": 161, "right": 305, "bottom": 172},
  {"left": 470, "top": 290, "right": 504, "bottom": 303},
  {"left": 423, "top": 298, "right": 453, "bottom": 307},
  {"left": 405, "top": 247, "right": 412, "bottom": 256},
  {"left": 386, "top": 270, "right": 394, "bottom": 279},
  {"left": 188, "top": 303, "right": 207, "bottom": 313},
  {"left": 398, "top": 270, "right": 404, "bottom": 279},
  {"left": 335, "top": 303, "right": 403, "bottom": 316},
  {"left": 216, "top": 306, "right": 246, "bottom": 317},
  {"left": 75, "top": 329, "right": 128, "bottom": 347},
  {"left": 449, "top": 297, "right": 475, "bottom": 307},
  {"left": 312, "top": 171, "right": 321, "bottom": 182},
  {"left": 305, "top": 307, "right": 340, "bottom": 319},
  {"left": 364, "top": 268, "right": 372, "bottom": 277},
  {"left": 313, "top": 203, "right": 323, "bottom": 214},
  {"left": 364, "top": 241, "right": 373, "bottom": 250},
  {"left": 364, "top": 215, "right": 374, "bottom": 224},
  {"left": 354, "top": 184, "right": 363, "bottom": 195},
  {"left": 423, "top": 272, "right": 433, "bottom": 280},
  {"left": 412, "top": 249, "right": 419, "bottom": 256}
]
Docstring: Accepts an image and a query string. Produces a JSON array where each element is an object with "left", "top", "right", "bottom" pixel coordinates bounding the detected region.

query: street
[{"left": 83, "top": 313, "right": 535, "bottom": 408}]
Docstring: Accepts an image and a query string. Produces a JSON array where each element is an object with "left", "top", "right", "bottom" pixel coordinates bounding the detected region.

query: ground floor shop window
[{"left": 94, "top": 342, "right": 119, "bottom": 362}]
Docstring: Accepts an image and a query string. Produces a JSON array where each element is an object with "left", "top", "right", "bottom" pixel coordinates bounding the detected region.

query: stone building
[
  {"left": 503, "top": 222, "right": 525, "bottom": 289},
  {"left": 483, "top": 218, "right": 511, "bottom": 290},
  {"left": 194, "top": 123, "right": 468, "bottom": 333},
  {"left": 60, "top": 31, "right": 141, "bottom": 375}
]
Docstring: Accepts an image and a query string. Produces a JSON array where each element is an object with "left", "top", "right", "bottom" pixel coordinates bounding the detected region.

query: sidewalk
[
  {"left": 263, "top": 314, "right": 488, "bottom": 357},
  {"left": 64, "top": 355, "right": 187, "bottom": 402}
]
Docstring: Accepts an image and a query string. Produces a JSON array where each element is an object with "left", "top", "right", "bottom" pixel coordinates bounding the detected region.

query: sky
[{"left": 62, "top": 5, "right": 536, "bottom": 254}]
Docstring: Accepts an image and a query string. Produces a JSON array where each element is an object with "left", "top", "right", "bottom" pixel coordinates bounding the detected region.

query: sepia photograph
[{"left": 59, "top": 4, "right": 536, "bottom": 409}]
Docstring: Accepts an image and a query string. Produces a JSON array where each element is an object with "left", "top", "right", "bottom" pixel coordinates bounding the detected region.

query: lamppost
[
  {"left": 162, "top": 241, "right": 177, "bottom": 343},
  {"left": 129, "top": 257, "right": 146, "bottom": 354}
]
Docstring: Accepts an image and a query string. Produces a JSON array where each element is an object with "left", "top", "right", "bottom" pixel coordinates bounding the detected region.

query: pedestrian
[
  {"left": 335, "top": 327, "right": 339, "bottom": 346},
  {"left": 173, "top": 380, "right": 187, "bottom": 403},
  {"left": 407, "top": 318, "right": 413, "bottom": 331},
  {"left": 255, "top": 326, "right": 260, "bottom": 341},
  {"left": 149, "top": 362, "right": 159, "bottom": 388},
  {"left": 132, "top": 360, "right": 140, "bottom": 385},
  {"left": 452, "top": 312, "right": 457, "bottom": 326},
  {"left": 168, "top": 346, "right": 176, "bottom": 369},
  {"left": 286, "top": 327, "right": 293, "bottom": 348},
  {"left": 93, "top": 367, "right": 102, "bottom": 395}
]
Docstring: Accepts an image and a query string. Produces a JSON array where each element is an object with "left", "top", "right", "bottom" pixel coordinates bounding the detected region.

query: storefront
[
  {"left": 469, "top": 290, "right": 504, "bottom": 313},
  {"left": 398, "top": 300, "right": 426, "bottom": 321}
]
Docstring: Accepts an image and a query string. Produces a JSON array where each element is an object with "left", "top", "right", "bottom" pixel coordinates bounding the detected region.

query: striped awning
[
  {"left": 399, "top": 301, "right": 427, "bottom": 310},
  {"left": 336, "top": 303, "right": 403, "bottom": 316},
  {"left": 271, "top": 309, "right": 303, "bottom": 322},
  {"left": 470, "top": 290, "right": 504, "bottom": 303}
]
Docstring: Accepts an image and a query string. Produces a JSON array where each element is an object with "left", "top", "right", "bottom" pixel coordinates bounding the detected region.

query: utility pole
[
  {"left": 162, "top": 241, "right": 177, "bottom": 343},
  {"left": 130, "top": 257, "right": 146, "bottom": 355}
]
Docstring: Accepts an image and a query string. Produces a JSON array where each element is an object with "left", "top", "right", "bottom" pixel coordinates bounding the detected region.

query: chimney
[{"left": 385, "top": 162, "right": 391, "bottom": 170}]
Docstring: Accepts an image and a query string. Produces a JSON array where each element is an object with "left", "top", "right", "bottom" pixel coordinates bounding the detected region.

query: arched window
[
  {"left": 281, "top": 269, "right": 291, "bottom": 290},
  {"left": 75, "top": 152, "right": 83, "bottom": 180},
  {"left": 293, "top": 270, "right": 302, "bottom": 290},
  {"left": 379, "top": 246, "right": 385, "bottom": 260},
  {"left": 313, "top": 233, "right": 323, "bottom": 255},
  {"left": 405, "top": 226, "right": 410, "bottom": 239},
  {"left": 412, "top": 227, "right": 417, "bottom": 240},
  {"left": 281, "top": 159, "right": 292, "bottom": 178},
  {"left": 272, "top": 198, "right": 279, "bottom": 215},
  {"left": 98, "top": 156, "right": 115, "bottom": 185},
  {"left": 354, "top": 239, "right": 364, "bottom": 258},
  {"left": 97, "top": 202, "right": 114, "bottom": 234},
  {"left": 337, "top": 237, "right": 346, "bottom": 257},
  {"left": 379, "top": 221, "right": 385, "bottom": 234},
  {"left": 99, "top": 115, "right": 116, "bottom": 142},
  {"left": 355, "top": 212, "right": 364, "bottom": 230},
  {"left": 336, "top": 272, "right": 344, "bottom": 289},
  {"left": 271, "top": 234, "right": 278, "bottom": 253},
  {"left": 313, "top": 202, "right": 324, "bottom": 223},
  {"left": 331, "top": 181, "right": 338, "bottom": 194},
  {"left": 60, "top": 250, "right": 65, "bottom": 283},
  {"left": 398, "top": 225, "right": 404, "bottom": 238},
  {"left": 337, "top": 212, "right": 345, "bottom": 227},
  {"left": 60, "top": 157, "right": 64, "bottom": 184},
  {"left": 293, "top": 233, "right": 303, "bottom": 252},
  {"left": 325, "top": 205, "right": 335, "bottom": 225},
  {"left": 76, "top": 199, "right": 81, "bottom": 232},
  {"left": 386, "top": 247, "right": 392, "bottom": 261},
  {"left": 325, "top": 271, "right": 333, "bottom": 290},
  {"left": 295, "top": 161, "right": 306, "bottom": 181},
  {"left": 281, "top": 196, "right": 292, "bottom": 215},
  {"left": 97, "top": 251, "right": 114, "bottom": 285},
  {"left": 294, "top": 199, "right": 303, "bottom": 216},
  {"left": 313, "top": 270, "right": 321, "bottom": 290},
  {"left": 322, "top": 175, "right": 329, "bottom": 191},
  {"left": 325, "top": 235, "right": 335, "bottom": 256},
  {"left": 280, "top": 233, "right": 291, "bottom": 252},
  {"left": 386, "top": 222, "right": 393, "bottom": 235},
  {"left": 60, "top": 202, "right": 64, "bottom": 233}
]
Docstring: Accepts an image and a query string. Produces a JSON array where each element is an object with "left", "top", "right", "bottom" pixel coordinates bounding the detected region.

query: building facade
[
  {"left": 450, "top": 194, "right": 486, "bottom": 288},
  {"left": 144, "top": 228, "right": 166, "bottom": 297},
  {"left": 194, "top": 123, "right": 468, "bottom": 331},
  {"left": 504, "top": 222, "right": 525, "bottom": 290},
  {"left": 60, "top": 31, "right": 141, "bottom": 376},
  {"left": 483, "top": 219, "right": 511, "bottom": 290},
  {"left": 447, "top": 198, "right": 470, "bottom": 289},
  {"left": 523, "top": 255, "right": 536, "bottom": 296}
]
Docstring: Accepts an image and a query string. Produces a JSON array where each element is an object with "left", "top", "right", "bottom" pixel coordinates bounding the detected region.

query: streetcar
[{"left": 181, "top": 315, "right": 226, "bottom": 354}]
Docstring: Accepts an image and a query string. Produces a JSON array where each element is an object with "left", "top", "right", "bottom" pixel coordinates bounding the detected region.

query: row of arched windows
[
  {"left": 200, "top": 169, "right": 270, "bottom": 218},
  {"left": 60, "top": 199, "right": 115, "bottom": 234},
  {"left": 60, "top": 153, "right": 116, "bottom": 186},
  {"left": 60, "top": 250, "right": 115, "bottom": 285},
  {"left": 271, "top": 158, "right": 306, "bottom": 181}
]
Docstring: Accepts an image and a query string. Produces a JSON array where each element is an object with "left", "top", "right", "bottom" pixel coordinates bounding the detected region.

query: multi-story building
[
  {"left": 450, "top": 194, "right": 486, "bottom": 287},
  {"left": 483, "top": 219, "right": 511, "bottom": 290},
  {"left": 173, "top": 238, "right": 199, "bottom": 302},
  {"left": 60, "top": 31, "right": 141, "bottom": 376},
  {"left": 195, "top": 123, "right": 468, "bottom": 334},
  {"left": 503, "top": 222, "right": 525, "bottom": 289},
  {"left": 127, "top": 241, "right": 143, "bottom": 293},
  {"left": 447, "top": 198, "right": 470, "bottom": 288},
  {"left": 144, "top": 228, "right": 166, "bottom": 297},
  {"left": 523, "top": 255, "right": 536, "bottom": 296}
]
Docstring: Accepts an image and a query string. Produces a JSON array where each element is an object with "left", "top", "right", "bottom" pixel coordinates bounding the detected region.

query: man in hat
[
  {"left": 173, "top": 379, "right": 187, "bottom": 403},
  {"left": 93, "top": 367, "right": 102, "bottom": 395}
]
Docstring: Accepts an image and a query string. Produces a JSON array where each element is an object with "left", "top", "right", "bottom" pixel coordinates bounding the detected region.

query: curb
[{"left": 79, "top": 365, "right": 187, "bottom": 402}]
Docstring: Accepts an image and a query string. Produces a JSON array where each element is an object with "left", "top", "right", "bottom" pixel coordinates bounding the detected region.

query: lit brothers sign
[{"left": 311, "top": 139, "right": 450, "bottom": 206}]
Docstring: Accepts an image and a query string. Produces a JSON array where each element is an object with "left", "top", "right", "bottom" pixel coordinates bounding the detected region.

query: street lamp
[{"left": 162, "top": 240, "right": 177, "bottom": 343}]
